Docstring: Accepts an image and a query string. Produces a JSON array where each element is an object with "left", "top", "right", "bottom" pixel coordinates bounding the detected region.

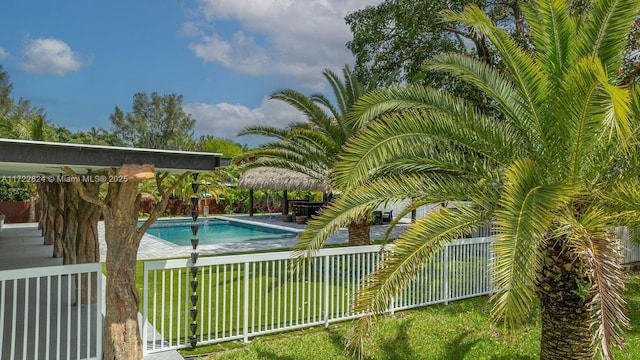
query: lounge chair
[{"left": 382, "top": 210, "right": 393, "bottom": 224}]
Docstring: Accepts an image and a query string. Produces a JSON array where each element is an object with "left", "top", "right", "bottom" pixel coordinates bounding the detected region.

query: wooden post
[
  {"left": 249, "top": 189, "right": 254, "bottom": 216},
  {"left": 283, "top": 190, "right": 288, "bottom": 215}
]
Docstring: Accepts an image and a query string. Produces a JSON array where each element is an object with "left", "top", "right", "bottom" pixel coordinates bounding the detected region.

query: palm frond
[
  {"left": 237, "top": 125, "right": 292, "bottom": 140},
  {"left": 322, "top": 68, "right": 349, "bottom": 117},
  {"left": 443, "top": 6, "right": 550, "bottom": 151},
  {"left": 522, "top": 0, "right": 576, "bottom": 85},
  {"left": 428, "top": 53, "right": 522, "bottom": 128},
  {"left": 270, "top": 89, "right": 334, "bottom": 134},
  {"left": 296, "top": 173, "right": 492, "bottom": 256},
  {"left": 577, "top": 0, "right": 640, "bottom": 77},
  {"left": 334, "top": 107, "right": 518, "bottom": 189},
  {"left": 350, "top": 84, "right": 473, "bottom": 129},
  {"left": 598, "top": 181, "right": 640, "bottom": 224},
  {"left": 354, "top": 205, "right": 489, "bottom": 314},
  {"left": 557, "top": 57, "right": 609, "bottom": 179},
  {"left": 492, "top": 158, "right": 576, "bottom": 328},
  {"left": 563, "top": 207, "right": 628, "bottom": 359}
]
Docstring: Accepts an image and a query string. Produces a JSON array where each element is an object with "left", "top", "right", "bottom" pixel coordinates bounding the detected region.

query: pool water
[{"left": 144, "top": 218, "right": 297, "bottom": 246}]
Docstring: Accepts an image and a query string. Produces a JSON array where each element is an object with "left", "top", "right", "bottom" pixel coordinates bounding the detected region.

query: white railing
[
  {"left": 141, "top": 228, "right": 640, "bottom": 355},
  {"left": 142, "top": 237, "right": 494, "bottom": 354},
  {"left": 616, "top": 227, "right": 640, "bottom": 264},
  {"left": 0, "top": 263, "right": 103, "bottom": 360}
]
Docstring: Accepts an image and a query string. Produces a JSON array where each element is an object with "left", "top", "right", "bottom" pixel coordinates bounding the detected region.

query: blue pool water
[{"left": 144, "top": 218, "right": 297, "bottom": 246}]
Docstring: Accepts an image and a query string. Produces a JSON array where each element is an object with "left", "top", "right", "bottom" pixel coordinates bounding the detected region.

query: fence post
[
  {"left": 96, "top": 267, "right": 103, "bottom": 359},
  {"left": 324, "top": 255, "right": 330, "bottom": 327},
  {"left": 444, "top": 245, "right": 449, "bottom": 305},
  {"left": 142, "top": 264, "right": 148, "bottom": 354},
  {"left": 243, "top": 261, "right": 250, "bottom": 343}
]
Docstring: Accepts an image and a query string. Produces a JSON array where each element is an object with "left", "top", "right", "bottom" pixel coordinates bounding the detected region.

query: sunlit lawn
[{"left": 173, "top": 271, "right": 640, "bottom": 360}]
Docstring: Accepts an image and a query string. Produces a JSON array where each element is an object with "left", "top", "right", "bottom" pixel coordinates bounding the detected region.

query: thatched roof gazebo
[
  {"left": 237, "top": 166, "right": 330, "bottom": 217},
  {"left": 238, "top": 167, "right": 328, "bottom": 191}
]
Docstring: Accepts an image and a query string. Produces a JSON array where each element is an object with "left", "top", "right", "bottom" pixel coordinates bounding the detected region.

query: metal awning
[{"left": 0, "top": 138, "right": 231, "bottom": 176}]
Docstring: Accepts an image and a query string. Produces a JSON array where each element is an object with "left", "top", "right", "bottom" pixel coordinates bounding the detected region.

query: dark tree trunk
[
  {"left": 62, "top": 167, "right": 189, "bottom": 360},
  {"left": 39, "top": 184, "right": 54, "bottom": 245},
  {"left": 51, "top": 183, "right": 65, "bottom": 258},
  {"left": 44, "top": 204, "right": 54, "bottom": 245},
  {"left": 62, "top": 183, "right": 79, "bottom": 265},
  {"left": 76, "top": 181, "right": 101, "bottom": 304},
  {"left": 102, "top": 180, "right": 145, "bottom": 360},
  {"left": 37, "top": 184, "right": 45, "bottom": 231},
  {"left": 348, "top": 218, "right": 371, "bottom": 246},
  {"left": 537, "top": 240, "right": 595, "bottom": 360}
]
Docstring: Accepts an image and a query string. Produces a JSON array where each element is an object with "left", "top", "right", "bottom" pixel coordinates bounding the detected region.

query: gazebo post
[
  {"left": 249, "top": 189, "right": 254, "bottom": 217},
  {"left": 283, "top": 190, "right": 289, "bottom": 215}
]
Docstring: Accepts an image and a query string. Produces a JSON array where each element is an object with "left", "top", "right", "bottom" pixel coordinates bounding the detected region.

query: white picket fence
[
  {"left": 141, "top": 227, "right": 640, "bottom": 355},
  {"left": 0, "top": 226, "right": 638, "bottom": 358},
  {"left": 142, "top": 237, "right": 494, "bottom": 354},
  {"left": 0, "top": 263, "right": 103, "bottom": 360}
]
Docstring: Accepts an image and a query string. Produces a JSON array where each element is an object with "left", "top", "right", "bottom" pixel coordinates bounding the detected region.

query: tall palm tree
[
  {"left": 238, "top": 65, "right": 377, "bottom": 245},
  {"left": 295, "top": 0, "right": 640, "bottom": 359}
]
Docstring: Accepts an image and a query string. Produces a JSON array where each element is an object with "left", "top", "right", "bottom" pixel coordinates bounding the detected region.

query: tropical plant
[
  {"left": 0, "top": 180, "right": 29, "bottom": 201},
  {"left": 238, "top": 65, "right": 378, "bottom": 245},
  {"left": 295, "top": 0, "right": 640, "bottom": 359},
  {"left": 139, "top": 172, "right": 229, "bottom": 215}
]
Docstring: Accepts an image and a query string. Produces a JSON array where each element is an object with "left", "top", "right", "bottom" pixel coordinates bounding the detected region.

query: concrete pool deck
[{"left": 100, "top": 214, "right": 410, "bottom": 261}]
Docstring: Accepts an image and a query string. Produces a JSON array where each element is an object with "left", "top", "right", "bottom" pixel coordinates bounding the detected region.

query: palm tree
[
  {"left": 238, "top": 65, "right": 377, "bottom": 245},
  {"left": 295, "top": 0, "right": 640, "bottom": 359}
]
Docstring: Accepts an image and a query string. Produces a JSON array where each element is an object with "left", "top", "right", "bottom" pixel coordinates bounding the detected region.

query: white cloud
[
  {"left": 189, "top": 32, "right": 269, "bottom": 75},
  {"left": 185, "top": 0, "right": 380, "bottom": 85},
  {"left": 185, "top": 97, "right": 306, "bottom": 147},
  {"left": 0, "top": 47, "right": 9, "bottom": 59},
  {"left": 20, "top": 38, "right": 89, "bottom": 75},
  {"left": 182, "top": 0, "right": 380, "bottom": 148}
]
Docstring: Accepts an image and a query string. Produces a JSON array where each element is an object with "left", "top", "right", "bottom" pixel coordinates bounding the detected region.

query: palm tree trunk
[
  {"left": 537, "top": 241, "right": 594, "bottom": 360},
  {"left": 347, "top": 218, "right": 370, "bottom": 246}
]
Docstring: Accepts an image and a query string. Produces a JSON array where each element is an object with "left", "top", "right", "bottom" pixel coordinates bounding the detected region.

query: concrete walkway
[{"left": 0, "top": 224, "right": 183, "bottom": 360}]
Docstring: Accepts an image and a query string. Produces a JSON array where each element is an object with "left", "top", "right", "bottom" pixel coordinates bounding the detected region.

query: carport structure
[{"left": 0, "top": 138, "right": 230, "bottom": 360}]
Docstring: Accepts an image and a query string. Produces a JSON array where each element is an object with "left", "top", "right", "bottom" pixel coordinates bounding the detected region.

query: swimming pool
[{"left": 143, "top": 218, "right": 298, "bottom": 246}]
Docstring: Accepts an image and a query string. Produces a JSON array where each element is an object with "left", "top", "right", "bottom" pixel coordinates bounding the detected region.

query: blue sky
[{"left": 0, "top": 0, "right": 380, "bottom": 147}]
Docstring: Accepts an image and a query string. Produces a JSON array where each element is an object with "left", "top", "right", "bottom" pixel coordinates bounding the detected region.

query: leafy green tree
[
  {"left": 346, "top": 0, "right": 640, "bottom": 86},
  {"left": 238, "top": 65, "right": 376, "bottom": 245},
  {"left": 347, "top": 0, "right": 465, "bottom": 84},
  {"left": 0, "top": 180, "right": 29, "bottom": 201},
  {"left": 110, "top": 92, "right": 196, "bottom": 150},
  {"left": 299, "top": 0, "right": 640, "bottom": 358},
  {"left": 0, "top": 64, "right": 13, "bottom": 121},
  {"left": 196, "top": 135, "right": 247, "bottom": 157},
  {"left": 54, "top": 125, "right": 123, "bottom": 146},
  {"left": 0, "top": 66, "right": 52, "bottom": 140}
]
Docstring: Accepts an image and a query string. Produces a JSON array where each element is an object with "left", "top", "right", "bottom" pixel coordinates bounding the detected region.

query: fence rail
[
  {"left": 142, "top": 228, "right": 640, "bottom": 355},
  {"left": 0, "top": 263, "right": 103, "bottom": 360},
  {"left": 142, "top": 237, "right": 495, "bottom": 354}
]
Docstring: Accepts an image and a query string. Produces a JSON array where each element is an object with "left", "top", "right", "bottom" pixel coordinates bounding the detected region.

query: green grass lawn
[
  {"left": 137, "top": 255, "right": 381, "bottom": 346},
  {"left": 174, "top": 271, "right": 640, "bottom": 360}
]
